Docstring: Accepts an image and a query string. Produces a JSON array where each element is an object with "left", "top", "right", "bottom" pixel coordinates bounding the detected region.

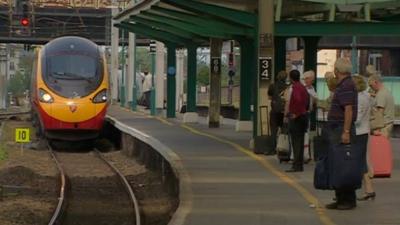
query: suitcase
[
  {"left": 368, "top": 135, "right": 393, "bottom": 178},
  {"left": 313, "top": 110, "right": 327, "bottom": 161},
  {"left": 314, "top": 155, "right": 332, "bottom": 190},
  {"left": 254, "top": 106, "right": 274, "bottom": 154}
]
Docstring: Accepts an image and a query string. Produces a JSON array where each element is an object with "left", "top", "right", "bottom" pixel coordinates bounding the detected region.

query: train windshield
[
  {"left": 43, "top": 52, "right": 103, "bottom": 98},
  {"left": 48, "top": 55, "right": 98, "bottom": 81}
]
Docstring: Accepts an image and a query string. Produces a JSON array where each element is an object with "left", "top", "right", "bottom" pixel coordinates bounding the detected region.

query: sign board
[
  {"left": 211, "top": 57, "right": 221, "bottom": 74},
  {"left": 167, "top": 66, "right": 176, "bottom": 76},
  {"left": 149, "top": 40, "right": 157, "bottom": 53},
  {"left": 15, "top": 128, "right": 30, "bottom": 143},
  {"left": 259, "top": 57, "right": 272, "bottom": 80}
]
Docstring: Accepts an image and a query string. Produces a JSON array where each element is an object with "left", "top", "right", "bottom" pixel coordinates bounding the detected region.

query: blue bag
[
  {"left": 330, "top": 144, "right": 363, "bottom": 190},
  {"left": 314, "top": 156, "right": 332, "bottom": 190}
]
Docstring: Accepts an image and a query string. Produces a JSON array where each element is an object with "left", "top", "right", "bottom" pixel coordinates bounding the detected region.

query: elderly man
[
  {"left": 303, "top": 70, "right": 318, "bottom": 110},
  {"left": 325, "top": 58, "right": 359, "bottom": 210},
  {"left": 368, "top": 74, "right": 395, "bottom": 138}
]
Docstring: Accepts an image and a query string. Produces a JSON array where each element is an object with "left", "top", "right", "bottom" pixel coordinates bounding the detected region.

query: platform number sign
[
  {"left": 15, "top": 128, "right": 30, "bottom": 143},
  {"left": 259, "top": 57, "right": 272, "bottom": 80},
  {"left": 211, "top": 57, "right": 221, "bottom": 74}
]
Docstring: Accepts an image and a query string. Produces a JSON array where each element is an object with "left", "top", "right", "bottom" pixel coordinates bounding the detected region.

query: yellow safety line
[
  {"left": 181, "top": 124, "right": 336, "bottom": 225},
  {"left": 124, "top": 108, "right": 174, "bottom": 126},
  {"left": 154, "top": 116, "right": 174, "bottom": 126}
]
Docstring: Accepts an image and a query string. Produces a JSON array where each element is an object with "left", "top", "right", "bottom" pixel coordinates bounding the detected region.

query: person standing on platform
[
  {"left": 266, "top": 70, "right": 288, "bottom": 155},
  {"left": 368, "top": 74, "right": 395, "bottom": 138},
  {"left": 284, "top": 70, "right": 309, "bottom": 172},
  {"left": 141, "top": 70, "right": 152, "bottom": 109},
  {"left": 358, "top": 74, "right": 395, "bottom": 201},
  {"left": 325, "top": 58, "right": 359, "bottom": 210},
  {"left": 303, "top": 70, "right": 318, "bottom": 110},
  {"left": 351, "top": 75, "right": 374, "bottom": 201},
  {"left": 303, "top": 70, "right": 317, "bottom": 162}
]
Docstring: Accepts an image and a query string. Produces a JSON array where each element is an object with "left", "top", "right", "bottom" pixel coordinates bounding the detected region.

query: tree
[
  {"left": 7, "top": 51, "right": 33, "bottom": 97},
  {"left": 197, "top": 62, "right": 209, "bottom": 86}
]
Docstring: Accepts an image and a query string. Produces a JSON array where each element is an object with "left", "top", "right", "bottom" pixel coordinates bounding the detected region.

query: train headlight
[
  {"left": 39, "top": 89, "right": 54, "bottom": 103},
  {"left": 92, "top": 89, "right": 107, "bottom": 103}
]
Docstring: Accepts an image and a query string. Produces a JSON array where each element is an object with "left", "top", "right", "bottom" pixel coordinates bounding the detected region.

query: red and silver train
[{"left": 31, "top": 36, "right": 109, "bottom": 140}]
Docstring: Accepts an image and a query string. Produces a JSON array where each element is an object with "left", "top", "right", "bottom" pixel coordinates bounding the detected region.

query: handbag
[
  {"left": 330, "top": 144, "right": 363, "bottom": 190},
  {"left": 276, "top": 128, "right": 290, "bottom": 153}
]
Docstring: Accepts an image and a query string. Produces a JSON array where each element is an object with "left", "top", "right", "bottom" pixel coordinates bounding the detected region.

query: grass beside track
[{"left": 0, "top": 144, "right": 7, "bottom": 162}]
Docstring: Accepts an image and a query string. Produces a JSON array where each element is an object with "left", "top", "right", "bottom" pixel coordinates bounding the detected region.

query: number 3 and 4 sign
[
  {"left": 259, "top": 57, "right": 272, "bottom": 80},
  {"left": 15, "top": 128, "right": 30, "bottom": 143}
]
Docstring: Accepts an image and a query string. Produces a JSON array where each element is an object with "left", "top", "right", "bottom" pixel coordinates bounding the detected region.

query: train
[{"left": 31, "top": 36, "right": 109, "bottom": 141}]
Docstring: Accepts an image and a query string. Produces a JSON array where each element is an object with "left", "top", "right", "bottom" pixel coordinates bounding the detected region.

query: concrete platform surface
[{"left": 107, "top": 105, "right": 400, "bottom": 225}]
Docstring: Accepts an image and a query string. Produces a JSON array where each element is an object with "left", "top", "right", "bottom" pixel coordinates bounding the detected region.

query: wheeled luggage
[
  {"left": 312, "top": 110, "right": 327, "bottom": 161},
  {"left": 369, "top": 135, "right": 393, "bottom": 178},
  {"left": 254, "top": 106, "right": 274, "bottom": 154}
]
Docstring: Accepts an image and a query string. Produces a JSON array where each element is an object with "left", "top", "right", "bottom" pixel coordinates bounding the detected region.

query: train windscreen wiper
[{"left": 51, "top": 72, "right": 93, "bottom": 83}]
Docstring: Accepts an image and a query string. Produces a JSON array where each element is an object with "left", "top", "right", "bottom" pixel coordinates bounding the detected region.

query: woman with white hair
[{"left": 303, "top": 70, "right": 317, "bottom": 162}]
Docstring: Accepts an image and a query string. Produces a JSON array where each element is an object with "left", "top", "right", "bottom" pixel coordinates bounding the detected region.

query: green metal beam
[
  {"left": 129, "top": 16, "right": 204, "bottom": 41},
  {"left": 161, "top": 0, "right": 257, "bottom": 28},
  {"left": 119, "top": 22, "right": 194, "bottom": 45},
  {"left": 150, "top": 5, "right": 255, "bottom": 37},
  {"left": 276, "top": 21, "right": 400, "bottom": 36},
  {"left": 115, "top": 23, "right": 173, "bottom": 45},
  {"left": 140, "top": 11, "right": 236, "bottom": 39},
  {"left": 301, "top": 0, "right": 393, "bottom": 4}
]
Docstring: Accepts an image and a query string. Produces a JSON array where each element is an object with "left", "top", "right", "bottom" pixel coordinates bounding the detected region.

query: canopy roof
[{"left": 113, "top": 0, "right": 400, "bottom": 46}]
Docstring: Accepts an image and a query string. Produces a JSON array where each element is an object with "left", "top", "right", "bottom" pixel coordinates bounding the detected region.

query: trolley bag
[
  {"left": 330, "top": 144, "right": 363, "bottom": 190},
  {"left": 313, "top": 110, "right": 327, "bottom": 161},
  {"left": 254, "top": 106, "right": 274, "bottom": 154},
  {"left": 369, "top": 135, "right": 393, "bottom": 178},
  {"left": 276, "top": 125, "right": 291, "bottom": 163},
  {"left": 314, "top": 155, "right": 332, "bottom": 190}
]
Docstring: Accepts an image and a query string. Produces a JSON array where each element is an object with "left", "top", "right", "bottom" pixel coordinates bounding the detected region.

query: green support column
[
  {"left": 131, "top": 35, "right": 137, "bottom": 111},
  {"left": 166, "top": 44, "right": 176, "bottom": 118},
  {"left": 187, "top": 45, "right": 197, "bottom": 112},
  {"left": 303, "top": 36, "right": 320, "bottom": 75},
  {"left": 274, "top": 36, "right": 287, "bottom": 79},
  {"left": 120, "top": 30, "right": 126, "bottom": 107},
  {"left": 303, "top": 36, "right": 320, "bottom": 131},
  {"left": 150, "top": 47, "right": 156, "bottom": 115},
  {"left": 351, "top": 36, "right": 358, "bottom": 74},
  {"left": 238, "top": 39, "right": 254, "bottom": 122},
  {"left": 209, "top": 38, "right": 222, "bottom": 128}
]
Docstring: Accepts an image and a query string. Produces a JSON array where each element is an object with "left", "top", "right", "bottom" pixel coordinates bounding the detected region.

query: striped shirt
[{"left": 328, "top": 76, "right": 358, "bottom": 122}]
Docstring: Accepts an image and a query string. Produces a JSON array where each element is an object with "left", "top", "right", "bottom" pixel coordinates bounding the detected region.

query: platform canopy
[{"left": 112, "top": 0, "right": 400, "bottom": 44}]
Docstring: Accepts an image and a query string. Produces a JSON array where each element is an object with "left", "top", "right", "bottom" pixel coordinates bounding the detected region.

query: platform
[{"left": 107, "top": 105, "right": 400, "bottom": 225}]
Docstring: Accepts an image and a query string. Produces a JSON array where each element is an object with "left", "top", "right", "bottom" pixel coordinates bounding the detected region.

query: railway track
[
  {"left": 48, "top": 143, "right": 141, "bottom": 225},
  {"left": 0, "top": 110, "right": 30, "bottom": 120}
]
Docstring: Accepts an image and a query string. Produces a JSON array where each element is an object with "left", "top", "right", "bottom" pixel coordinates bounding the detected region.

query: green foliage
[
  {"left": 197, "top": 63, "right": 210, "bottom": 86},
  {"left": 136, "top": 47, "right": 151, "bottom": 72},
  {"left": 7, "top": 52, "right": 33, "bottom": 96},
  {"left": 0, "top": 144, "right": 7, "bottom": 161}
]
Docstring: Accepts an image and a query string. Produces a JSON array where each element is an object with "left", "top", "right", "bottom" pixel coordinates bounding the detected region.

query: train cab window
[
  {"left": 42, "top": 52, "right": 103, "bottom": 98},
  {"left": 48, "top": 55, "right": 98, "bottom": 80}
]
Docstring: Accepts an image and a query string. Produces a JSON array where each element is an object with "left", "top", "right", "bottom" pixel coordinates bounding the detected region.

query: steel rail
[
  {"left": 0, "top": 111, "right": 30, "bottom": 119},
  {"left": 94, "top": 149, "right": 141, "bottom": 225},
  {"left": 48, "top": 143, "right": 68, "bottom": 225}
]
